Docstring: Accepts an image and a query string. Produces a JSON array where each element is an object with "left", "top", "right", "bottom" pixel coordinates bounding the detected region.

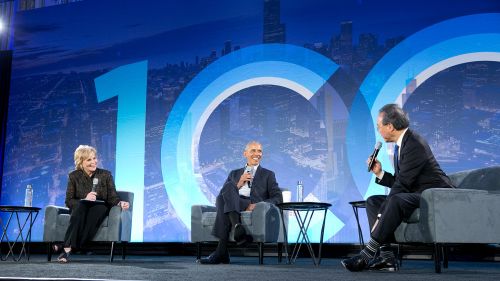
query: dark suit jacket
[
  {"left": 65, "top": 168, "right": 121, "bottom": 210},
  {"left": 225, "top": 166, "right": 282, "bottom": 205},
  {"left": 376, "top": 129, "right": 454, "bottom": 196}
]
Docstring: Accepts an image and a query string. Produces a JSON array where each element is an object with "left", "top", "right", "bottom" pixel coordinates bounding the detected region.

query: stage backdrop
[{"left": 1, "top": 0, "right": 500, "bottom": 242}]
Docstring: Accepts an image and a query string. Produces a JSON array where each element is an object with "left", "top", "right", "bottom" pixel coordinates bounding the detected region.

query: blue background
[{"left": 1, "top": 0, "right": 500, "bottom": 242}]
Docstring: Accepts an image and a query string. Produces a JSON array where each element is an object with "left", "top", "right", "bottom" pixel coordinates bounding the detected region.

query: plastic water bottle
[
  {"left": 296, "top": 180, "right": 303, "bottom": 202},
  {"left": 24, "top": 184, "right": 33, "bottom": 207}
]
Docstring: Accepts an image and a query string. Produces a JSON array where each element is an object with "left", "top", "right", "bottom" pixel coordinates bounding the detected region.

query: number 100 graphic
[{"left": 94, "top": 14, "right": 500, "bottom": 242}]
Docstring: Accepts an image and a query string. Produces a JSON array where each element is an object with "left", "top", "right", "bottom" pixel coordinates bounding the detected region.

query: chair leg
[
  {"left": 397, "top": 244, "right": 402, "bottom": 267},
  {"left": 258, "top": 242, "right": 264, "bottom": 265},
  {"left": 442, "top": 245, "right": 448, "bottom": 269},
  {"left": 196, "top": 242, "right": 201, "bottom": 260},
  {"left": 109, "top": 241, "right": 115, "bottom": 263},
  {"left": 122, "top": 241, "right": 127, "bottom": 260},
  {"left": 47, "top": 242, "right": 53, "bottom": 262},
  {"left": 434, "top": 243, "right": 442, "bottom": 273},
  {"left": 277, "top": 242, "right": 283, "bottom": 263}
]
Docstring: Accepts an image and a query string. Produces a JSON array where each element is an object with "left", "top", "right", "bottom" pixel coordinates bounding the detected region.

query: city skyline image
[{"left": 1, "top": 0, "right": 499, "bottom": 242}]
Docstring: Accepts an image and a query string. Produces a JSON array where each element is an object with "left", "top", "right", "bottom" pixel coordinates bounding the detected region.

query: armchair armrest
[
  {"left": 251, "top": 201, "right": 276, "bottom": 222},
  {"left": 43, "top": 205, "right": 70, "bottom": 242},
  {"left": 103, "top": 205, "right": 132, "bottom": 242},
  {"left": 45, "top": 205, "right": 70, "bottom": 215},
  {"left": 120, "top": 208, "right": 133, "bottom": 242},
  {"left": 250, "top": 202, "right": 286, "bottom": 242},
  {"left": 117, "top": 191, "right": 134, "bottom": 213},
  {"left": 105, "top": 206, "right": 122, "bottom": 241},
  {"left": 418, "top": 188, "right": 500, "bottom": 243},
  {"left": 191, "top": 205, "right": 217, "bottom": 225},
  {"left": 191, "top": 205, "right": 217, "bottom": 242}
]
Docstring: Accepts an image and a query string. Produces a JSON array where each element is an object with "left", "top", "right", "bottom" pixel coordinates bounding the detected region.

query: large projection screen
[{"left": 1, "top": 0, "right": 500, "bottom": 242}]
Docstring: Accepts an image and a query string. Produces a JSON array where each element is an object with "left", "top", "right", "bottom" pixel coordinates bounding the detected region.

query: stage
[{"left": 0, "top": 255, "right": 499, "bottom": 281}]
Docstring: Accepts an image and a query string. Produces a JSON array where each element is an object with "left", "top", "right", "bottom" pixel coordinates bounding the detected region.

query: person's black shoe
[
  {"left": 57, "top": 250, "right": 71, "bottom": 263},
  {"left": 197, "top": 252, "right": 230, "bottom": 264},
  {"left": 367, "top": 256, "right": 399, "bottom": 271},
  {"left": 233, "top": 223, "right": 253, "bottom": 246},
  {"left": 236, "top": 234, "right": 253, "bottom": 246},
  {"left": 233, "top": 223, "right": 246, "bottom": 240},
  {"left": 51, "top": 243, "right": 63, "bottom": 254},
  {"left": 341, "top": 255, "right": 368, "bottom": 272}
]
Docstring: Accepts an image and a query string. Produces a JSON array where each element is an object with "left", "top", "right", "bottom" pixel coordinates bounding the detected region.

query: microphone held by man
[
  {"left": 367, "top": 141, "right": 382, "bottom": 172},
  {"left": 244, "top": 165, "right": 253, "bottom": 188}
]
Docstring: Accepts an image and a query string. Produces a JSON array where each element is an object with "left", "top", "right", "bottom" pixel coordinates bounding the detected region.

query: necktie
[
  {"left": 249, "top": 166, "right": 254, "bottom": 188},
  {"left": 394, "top": 144, "right": 399, "bottom": 177}
]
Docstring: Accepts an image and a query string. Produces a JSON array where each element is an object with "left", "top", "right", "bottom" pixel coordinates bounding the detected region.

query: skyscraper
[
  {"left": 263, "top": 0, "right": 286, "bottom": 43},
  {"left": 340, "top": 21, "right": 352, "bottom": 50},
  {"left": 222, "top": 40, "right": 232, "bottom": 56},
  {"left": 402, "top": 78, "right": 417, "bottom": 105},
  {"left": 358, "top": 33, "right": 378, "bottom": 60},
  {"left": 339, "top": 21, "right": 353, "bottom": 66}
]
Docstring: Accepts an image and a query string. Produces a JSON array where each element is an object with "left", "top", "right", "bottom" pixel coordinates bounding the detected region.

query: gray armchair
[
  {"left": 43, "top": 191, "right": 134, "bottom": 262},
  {"left": 394, "top": 166, "right": 500, "bottom": 272},
  {"left": 191, "top": 201, "right": 288, "bottom": 264}
]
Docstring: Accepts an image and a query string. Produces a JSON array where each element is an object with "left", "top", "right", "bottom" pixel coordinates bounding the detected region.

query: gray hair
[
  {"left": 245, "top": 140, "right": 262, "bottom": 151},
  {"left": 379, "top": 104, "right": 410, "bottom": 130},
  {"left": 74, "top": 145, "right": 97, "bottom": 170}
]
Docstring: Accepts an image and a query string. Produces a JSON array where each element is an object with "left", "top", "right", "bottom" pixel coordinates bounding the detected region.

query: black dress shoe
[
  {"left": 197, "top": 252, "right": 230, "bottom": 264},
  {"left": 234, "top": 224, "right": 253, "bottom": 246},
  {"left": 368, "top": 256, "right": 399, "bottom": 271},
  {"left": 341, "top": 255, "right": 368, "bottom": 272},
  {"left": 234, "top": 223, "right": 246, "bottom": 239}
]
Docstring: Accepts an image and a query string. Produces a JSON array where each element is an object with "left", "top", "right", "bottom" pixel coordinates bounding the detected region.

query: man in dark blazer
[
  {"left": 198, "top": 141, "right": 283, "bottom": 264},
  {"left": 342, "top": 104, "right": 454, "bottom": 272}
]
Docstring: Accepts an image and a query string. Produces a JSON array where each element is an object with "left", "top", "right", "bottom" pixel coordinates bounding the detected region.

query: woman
[{"left": 55, "top": 145, "right": 130, "bottom": 263}]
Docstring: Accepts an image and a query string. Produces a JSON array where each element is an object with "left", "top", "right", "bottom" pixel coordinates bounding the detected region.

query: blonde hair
[{"left": 74, "top": 145, "right": 97, "bottom": 170}]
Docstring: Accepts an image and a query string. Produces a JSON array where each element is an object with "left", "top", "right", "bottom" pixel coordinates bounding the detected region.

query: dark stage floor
[{"left": 0, "top": 254, "right": 499, "bottom": 281}]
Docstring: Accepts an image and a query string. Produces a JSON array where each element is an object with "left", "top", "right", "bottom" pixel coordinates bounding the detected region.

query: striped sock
[
  {"left": 360, "top": 239, "right": 380, "bottom": 263},
  {"left": 380, "top": 248, "right": 395, "bottom": 259}
]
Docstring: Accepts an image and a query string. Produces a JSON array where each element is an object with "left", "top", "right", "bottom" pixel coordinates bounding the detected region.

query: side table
[
  {"left": 0, "top": 206, "right": 41, "bottom": 261},
  {"left": 348, "top": 200, "right": 366, "bottom": 250},
  {"left": 277, "top": 202, "right": 331, "bottom": 266}
]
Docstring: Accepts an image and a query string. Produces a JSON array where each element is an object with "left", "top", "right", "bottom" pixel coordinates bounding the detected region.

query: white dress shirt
[{"left": 239, "top": 164, "right": 258, "bottom": 197}]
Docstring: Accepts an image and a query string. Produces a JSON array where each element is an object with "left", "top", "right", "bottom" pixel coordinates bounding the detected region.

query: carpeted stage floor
[{"left": 0, "top": 255, "right": 499, "bottom": 281}]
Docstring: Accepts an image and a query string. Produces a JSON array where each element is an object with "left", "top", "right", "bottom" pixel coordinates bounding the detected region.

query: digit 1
[{"left": 95, "top": 61, "right": 147, "bottom": 242}]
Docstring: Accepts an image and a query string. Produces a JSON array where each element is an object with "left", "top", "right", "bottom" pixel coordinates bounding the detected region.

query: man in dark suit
[
  {"left": 342, "top": 104, "right": 454, "bottom": 272},
  {"left": 198, "top": 141, "right": 283, "bottom": 264}
]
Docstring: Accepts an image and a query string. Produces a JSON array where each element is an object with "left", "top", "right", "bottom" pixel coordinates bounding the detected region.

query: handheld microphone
[
  {"left": 244, "top": 166, "right": 253, "bottom": 188},
  {"left": 92, "top": 178, "right": 98, "bottom": 192},
  {"left": 367, "top": 142, "right": 382, "bottom": 172}
]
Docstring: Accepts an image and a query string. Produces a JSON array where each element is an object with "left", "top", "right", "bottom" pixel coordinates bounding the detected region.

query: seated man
[
  {"left": 198, "top": 141, "right": 283, "bottom": 264},
  {"left": 342, "top": 104, "right": 454, "bottom": 272}
]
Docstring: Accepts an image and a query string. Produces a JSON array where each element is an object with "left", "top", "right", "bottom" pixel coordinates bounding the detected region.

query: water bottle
[
  {"left": 24, "top": 184, "right": 33, "bottom": 207},
  {"left": 296, "top": 180, "right": 303, "bottom": 202}
]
